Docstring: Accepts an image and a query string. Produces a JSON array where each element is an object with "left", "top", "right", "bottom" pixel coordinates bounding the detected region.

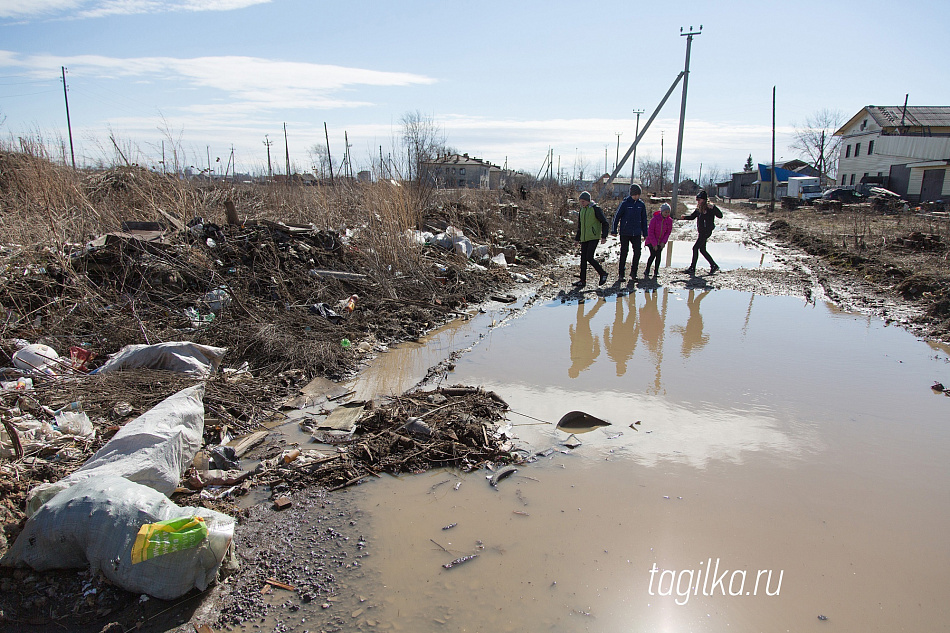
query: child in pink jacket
[{"left": 644, "top": 203, "right": 673, "bottom": 277}]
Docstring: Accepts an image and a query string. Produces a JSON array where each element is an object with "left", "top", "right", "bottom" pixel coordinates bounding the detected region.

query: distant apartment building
[
  {"left": 835, "top": 105, "right": 950, "bottom": 202},
  {"left": 420, "top": 153, "right": 503, "bottom": 189}
]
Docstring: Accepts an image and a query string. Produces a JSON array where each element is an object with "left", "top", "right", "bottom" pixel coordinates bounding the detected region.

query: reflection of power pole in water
[
  {"left": 665, "top": 239, "right": 674, "bottom": 269},
  {"left": 741, "top": 293, "right": 755, "bottom": 338},
  {"left": 568, "top": 299, "right": 606, "bottom": 379},
  {"left": 673, "top": 289, "right": 711, "bottom": 358},
  {"left": 639, "top": 288, "right": 670, "bottom": 394},
  {"left": 602, "top": 294, "right": 640, "bottom": 377}
]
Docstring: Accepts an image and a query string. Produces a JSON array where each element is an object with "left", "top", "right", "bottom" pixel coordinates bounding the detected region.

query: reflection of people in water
[
  {"left": 602, "top": 294, "right": 639, "bottom": 376},
  {"left": 672, "top": 289, "right": 711, "bottom": 357},
  {"left": 639, "top": 288, "right": 668, "bottom": 394},
  {"left": 568, "top": 298, "right": 606, "bottom": 378}
]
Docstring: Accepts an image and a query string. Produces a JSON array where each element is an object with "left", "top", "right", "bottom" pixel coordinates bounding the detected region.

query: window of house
[
  {"left": 460, "top": 168, "right": 466, "bottom": 175},
  {"left": 867, "top": 140, "right": 874, "bottom": 155},
  {"left": 841, "top": 174, "right": 847, "bottom": 185},
  {"left": 452, "top": 168, "right": 456, "bottom": 174},
  {"left": 458, "top": 179, "right": 465, "bottom": 187},
  {"left": 850, "top": 174, "right": 855, "bottom": 185},
  {"left": 845, "top": 145, "right": 851, "bottom": 158},
  {"left": 854, "top": 143, "right": 861, "bottom": 157}
]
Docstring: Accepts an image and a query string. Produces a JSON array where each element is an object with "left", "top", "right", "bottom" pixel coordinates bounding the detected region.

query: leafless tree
[
  {"left": 790, "top": 108, "right": 845, "bottom": 180},
  {"left": 308, "top": 143, "right": 334, "bottom": 179},
  {"left": 400, "top": 110, "right": 446, "bottom": 183},
  {"left": 637, "top": 156, "right": 673, "bottom": 192}
]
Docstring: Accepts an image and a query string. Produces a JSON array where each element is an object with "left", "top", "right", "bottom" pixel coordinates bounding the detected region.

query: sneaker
[
  {"left": 684, "top": 267, "right": 695, "bottom": 276},
  {"left": 598, "top": 272, "right": 608, "bottom": 286},
  {"left": 573, "top": 280, "right": 586, "bottom": 288},
  {"left": 709, "top": 264, "right": 720, "bottom": 274}
]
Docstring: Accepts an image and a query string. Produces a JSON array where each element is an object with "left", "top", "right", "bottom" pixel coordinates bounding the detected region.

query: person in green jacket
[{"left": 573, "top": 191, "right": 609, "bottom": 288}]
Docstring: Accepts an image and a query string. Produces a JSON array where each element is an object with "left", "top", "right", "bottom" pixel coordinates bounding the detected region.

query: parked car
[{"left": 822, "top": 188, "right": 864, "bottom": 203}]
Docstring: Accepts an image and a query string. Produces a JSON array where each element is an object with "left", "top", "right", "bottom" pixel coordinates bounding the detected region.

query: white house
[{"left": 834, "top": 105, "right": 950, "bottom": 202}]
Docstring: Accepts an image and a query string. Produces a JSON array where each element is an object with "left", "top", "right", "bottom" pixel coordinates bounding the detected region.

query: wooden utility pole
[
  {"left": 671, "top": 25, "right": 702, "bottom": 215},
  {"left": 283, "top": 123, "right": 291, "bottom": 177},
  {"left": 61, "top": 66, "right": 76, "bottom": 170},
  {"left": 323, "top": 122, "right": 333, "bottom": 184},
  {"left": 263, "top": 135, "right": 273, "bottom": 178},
  {"left": 770, "top": 86, "right": 776, "bottom": 213},
  {"left": 660, "top": 131, "right": 664, "bottom": 194},
  {"left": 631, "top": 109, "right": 643, "bottom": 182}
]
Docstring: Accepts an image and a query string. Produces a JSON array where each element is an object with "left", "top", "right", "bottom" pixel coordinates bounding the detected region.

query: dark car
[{"left": 822, "top": 188, "right": 863, "bottom": 203}]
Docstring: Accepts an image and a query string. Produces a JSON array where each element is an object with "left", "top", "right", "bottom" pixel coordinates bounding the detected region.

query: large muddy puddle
[
  {"left": 257, "top": 276, "right": 950, "bottom": 632},
  {"left": 340, "top": 287, "right": 950, "bottom": 632}
]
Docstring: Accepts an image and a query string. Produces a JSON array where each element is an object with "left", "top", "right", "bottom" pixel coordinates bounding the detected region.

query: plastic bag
[
  {"left": 27, "top": 384, "right": 204, "bottom": 516},
  {"left": 2, "top": 476, "right": 234, "bottom": 600}
]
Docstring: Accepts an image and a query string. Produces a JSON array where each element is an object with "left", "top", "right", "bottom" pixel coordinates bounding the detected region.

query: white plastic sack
[
  {"left": 95, "top": 342, "right": 226, "bottom": 376},
  {"left": 452, "top": 236, "right": 474, "bottom": 258},
  {"left": 12, "top": 344, "right": 62, "bottom": 376},
  {"left": 1, "top": 475, "right": 234, "bottom": 600},
  {"left": 26, "top": 384, "right": 205, "bottom": 516},
  {"left": 490, "top": 253, "right": 508, "bottom": 268}
]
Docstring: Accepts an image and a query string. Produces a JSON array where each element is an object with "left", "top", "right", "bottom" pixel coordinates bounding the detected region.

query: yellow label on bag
[{"left": 131, "top": 516, "right": 208, "bottom": 564}]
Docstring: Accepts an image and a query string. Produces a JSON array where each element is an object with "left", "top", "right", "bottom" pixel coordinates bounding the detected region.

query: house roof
[
  {"left": 423, "top": 153, "right": 500, "bottom": 169},
  {"left": 835, "top": 106, "right": 950, "bottom": 136},
  {"left": 756, "top": 164, "right": 804, "bottom": 183}
]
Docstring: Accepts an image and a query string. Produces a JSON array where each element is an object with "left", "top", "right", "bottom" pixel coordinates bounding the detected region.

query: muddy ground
[{"left": 1, "top": 193, "right": 948, "bottom": 633}]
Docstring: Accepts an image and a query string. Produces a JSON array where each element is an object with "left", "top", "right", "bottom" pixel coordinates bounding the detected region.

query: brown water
[{"left": 343, "top": 287, "right": 950, "bottom": 632}]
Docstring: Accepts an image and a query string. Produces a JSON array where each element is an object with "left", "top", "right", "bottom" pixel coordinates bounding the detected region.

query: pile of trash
[{"left": 2, "top": 385, "right": 236, "bottom": 603}]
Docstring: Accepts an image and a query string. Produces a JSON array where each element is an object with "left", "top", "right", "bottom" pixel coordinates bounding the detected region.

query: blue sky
[{"left": 1, "top": 0, "right": 947, "bottom": 180}]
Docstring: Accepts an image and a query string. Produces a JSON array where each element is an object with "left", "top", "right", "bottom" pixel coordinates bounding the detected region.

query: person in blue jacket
[{"left": 610, "top": 184, "right": 649, "bottom": 280}]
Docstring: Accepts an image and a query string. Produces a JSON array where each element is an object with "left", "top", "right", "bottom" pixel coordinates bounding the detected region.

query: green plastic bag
[{"left": 131, "top": 516, "right": 208, "bottom": 564}]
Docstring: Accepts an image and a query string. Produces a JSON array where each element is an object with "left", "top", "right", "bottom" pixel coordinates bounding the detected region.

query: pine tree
[{"left": 743, "top": 154, "right": 753, "bottom": 172}]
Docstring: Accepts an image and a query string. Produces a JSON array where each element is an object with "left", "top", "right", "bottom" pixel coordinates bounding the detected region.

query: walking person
[
  {"left": 610, "top": 184, "right": 648, "bottom": 281},
  {"left": 573, "top": 191, "right": 609, "bottom": 288},
  {"left": 680, "top": 190, "right": 723, "bottom": 275},
  {"left": 644, "top": 202, "right": 673, "bottom": 278}
]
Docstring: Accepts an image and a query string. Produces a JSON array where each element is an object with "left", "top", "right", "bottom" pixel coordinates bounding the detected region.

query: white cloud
[
  {"left": 0, "top": 0, "right": 270, "bottom": 19},
  {"left": 0, "top": 51, "right": 436, "bottom": 112}
]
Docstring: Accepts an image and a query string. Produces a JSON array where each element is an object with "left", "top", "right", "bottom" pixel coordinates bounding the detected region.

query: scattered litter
[
  {"left": 273, "top": 496, "right": 293, "bottom": 510},
  {"left": 513, "top": 510, "right": 529, "bottom": 516},
  {"left": 556, "top": 410, "right": 610, "bottom": 432},
  {"left": 442, "top": 523, "right": 457, "bottom": 530},
  {"left": 442, "top": 554, "right": 478, "bottom": 569},
  {"left": 489, "top": 464, "right": 518, "bottom": 487},
  {"left": 93, "top": 342, "right": 226, "bottom": 376},
  {"left": 265, "top": 578, "right": 295, "bottom": 591}
]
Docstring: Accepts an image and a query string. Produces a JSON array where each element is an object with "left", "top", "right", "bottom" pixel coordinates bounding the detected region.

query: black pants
[
  {"left": 691, "top": 232, "right": 717, "bottom": 270},
  {"left": 645, "top": 243, "right": 664, "bottom": 276},
  {"left": 618, "top": 235, "right": 642, "bottom": 277},
  {"left": 579, "top": 240, "right": 606, "bottom": 283}
]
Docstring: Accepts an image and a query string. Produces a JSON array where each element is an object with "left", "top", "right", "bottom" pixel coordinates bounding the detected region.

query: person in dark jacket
[
  {"left": 679, "top": 190, "right": 722, "bottom": 275},
  {"left": 574, "top": 191, "right": 609, "bottom": 288},
  {"left": 610, "top": 184, "right": 648, "bottom": 280}
]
